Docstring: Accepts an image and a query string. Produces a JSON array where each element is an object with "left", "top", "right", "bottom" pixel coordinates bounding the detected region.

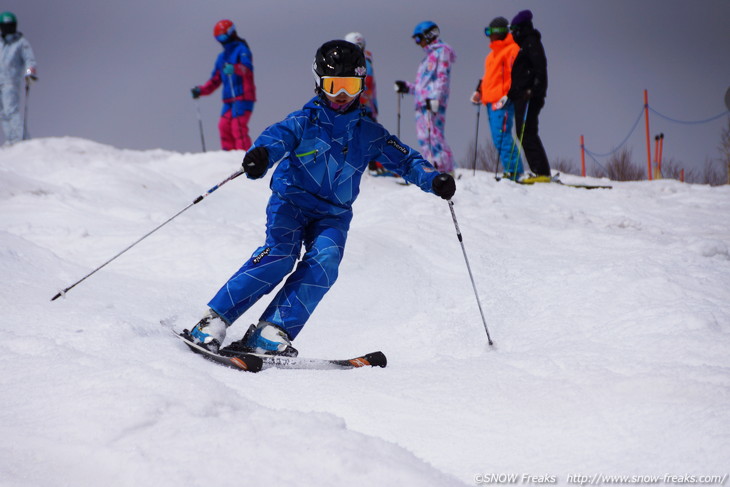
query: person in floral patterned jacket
[{"left": 395, "top": 21, "right": 456, "bottom": 173}]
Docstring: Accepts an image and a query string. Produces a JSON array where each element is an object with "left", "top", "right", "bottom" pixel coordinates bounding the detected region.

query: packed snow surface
[{"left": 1, "top": 138, "right": 728, "bottom": 486}]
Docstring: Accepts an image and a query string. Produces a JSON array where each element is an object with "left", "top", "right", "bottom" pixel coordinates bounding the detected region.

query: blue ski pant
[
  {"left": 208, "top": 194, "right": 351, "bottom": 340},
  {"left": 487, "top": 103, "right": 522, "bottom": 175}
]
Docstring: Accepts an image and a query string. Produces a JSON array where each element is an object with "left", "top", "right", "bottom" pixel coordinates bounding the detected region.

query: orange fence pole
[
  {"left": 658, "top": 133, "right": 664, "bottom": 176},
  {"left": 580, "top": 135, "right": 586, "bottom": 177},
  {"left": 653, "top": 135, "right": 660, "bottom": 179},
  {"left": 644, "top": 89, "right": 653, "bottom": 181}
]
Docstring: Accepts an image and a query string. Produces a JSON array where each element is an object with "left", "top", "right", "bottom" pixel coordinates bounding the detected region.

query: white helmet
[{"left": 344, "top": 32, "right": 365, "bottom": 50}]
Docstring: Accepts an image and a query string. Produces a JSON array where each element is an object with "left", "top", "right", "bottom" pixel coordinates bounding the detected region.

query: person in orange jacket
[{"left": 470, "top": 16, "right": 522, "bottom": 179}]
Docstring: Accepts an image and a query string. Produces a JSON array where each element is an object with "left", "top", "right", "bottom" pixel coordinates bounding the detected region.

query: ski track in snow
[{"left": 1, "top": 138, "right": 728, "bottom": 486}]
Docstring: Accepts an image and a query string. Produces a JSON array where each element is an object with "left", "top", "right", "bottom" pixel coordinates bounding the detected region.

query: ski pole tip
[{"left": 51, "top": 290, "right": 66, "bottom": 301}]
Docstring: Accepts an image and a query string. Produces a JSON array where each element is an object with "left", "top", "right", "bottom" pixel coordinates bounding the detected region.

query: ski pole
[
  {"left": 494, "top": 108, "right": 508, "bottom": 179},
  {"left": 195, "top": 99, "right": 206, "bottom": 152},
  {"left": 514, "top": 100, "right": 530, "bottom": 162},
  {"left": 396, "top": 93, "right": 410, "bottom": 185},
  {"left": 472, "top": 103, "right": 480, "bottom": 176},
  {"left": 506, "top": 100, "right": 529, "bottom": 178},
  {"left": 426, "top": 106, "right": 435, "bottom": 168},
  {"left": 396, "top": 92, "right": 402, "bottom": 139},
  {"left": 51, "top": 169, "right": 244, "bottom": 301},
  {"left": 447, "top": 200, "right": 493, "bottom": 345},
  {"left": 22, "top": 79, "right": 30, "bottom": 140}
]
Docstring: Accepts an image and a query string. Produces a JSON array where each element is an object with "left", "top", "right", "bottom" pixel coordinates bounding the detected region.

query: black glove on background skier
[
  {"left": 432, "top": 173, "right": 456, "bottom": 199},
  {"left": 242, "top": 147, "right": 269, "bottom": 179}
]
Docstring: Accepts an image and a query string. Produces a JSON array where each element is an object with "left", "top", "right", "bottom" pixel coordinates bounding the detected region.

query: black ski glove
[
  {"left": 394, "top": 80, "right": 409, "bottom": 94},
  {"left": 432, "top": 173, "right": 456, "bottom": 200},
  {"left": 191, "top": 86, "right": 201, "bottom": 99},
  {"left": 242, "top": 147, "right": 269, "bottom": 179}
]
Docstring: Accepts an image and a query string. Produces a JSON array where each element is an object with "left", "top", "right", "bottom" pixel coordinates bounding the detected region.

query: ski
[
  {"left": 554, "top": 181, "right": 613, "bottom": 190},
  {"left": 368, "top": 169, "right": 399, "bottom": 178},
  {"left": 174, "top": 329, "right": 387, "bottom": 372},
  {"left": 220, "top": 347, "right": 388, "bottom": 371},
  {"left": 496, "top": 173, "right": 612, "bottom": 189},
  {"left": 369, "top": 169, "right": 409, "bottom": 186},
  {"left": 173, "top": 329, "right": 263, "bottom": 372},
  {"left": 541, "top": 172, "right": 613, "bottom": 189},
  {"left": 516, "top": 180, "right": 613, "bottom": 190}
]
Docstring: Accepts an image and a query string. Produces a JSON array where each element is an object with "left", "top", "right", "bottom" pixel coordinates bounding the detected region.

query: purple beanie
[{"left": 511, "top": 9, "right": 533, "bottom": 26}]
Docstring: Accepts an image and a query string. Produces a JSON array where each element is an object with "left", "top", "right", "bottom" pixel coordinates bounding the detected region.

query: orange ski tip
[
  {"left": 348, "top": 358, "right": 369, "bottom": 367},
  {"left": 230, "top": 357, "right": 250, "bottom": 370}
]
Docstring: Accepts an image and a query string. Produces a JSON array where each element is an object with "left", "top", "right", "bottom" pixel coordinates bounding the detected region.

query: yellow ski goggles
[{"left": 320, "top": 76, "right": 364, "bottom": 97}]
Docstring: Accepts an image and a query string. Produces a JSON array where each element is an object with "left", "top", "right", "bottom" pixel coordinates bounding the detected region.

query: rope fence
[{"left": 580, "top": 89, "right": 730, "bottom": 180}]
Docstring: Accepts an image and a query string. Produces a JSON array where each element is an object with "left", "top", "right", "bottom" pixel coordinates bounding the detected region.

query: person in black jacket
[{"left": 507, "top": 10, "right": 551, "bottom": 180}]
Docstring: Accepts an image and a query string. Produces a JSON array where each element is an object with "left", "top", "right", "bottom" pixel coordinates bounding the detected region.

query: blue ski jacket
[
  {"left": 199, "top": 38, "right": 256, "bottom": 116},
  {"left": 250, "top": 96, "right": 440, "bottom": 216}
]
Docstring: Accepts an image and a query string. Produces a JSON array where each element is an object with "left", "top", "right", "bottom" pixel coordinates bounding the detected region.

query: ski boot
[
  {"left": 220, "top": 321, "right": 298, "bottom": 357},
  {"left": 188, "top": 309, "right": 227, "bottom": 353},
  {"left": 500, "top": 171, "right": 523, "bottom": 181}
]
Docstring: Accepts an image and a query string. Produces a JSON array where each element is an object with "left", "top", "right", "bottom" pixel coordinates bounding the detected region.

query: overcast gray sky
[{"left": 8, "top": 0, "right": 730, "bottom": 177}]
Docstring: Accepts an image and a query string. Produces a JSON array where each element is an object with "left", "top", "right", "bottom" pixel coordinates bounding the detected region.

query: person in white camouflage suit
[
  {"left": 0, "top": 11, "right": 37, "bottom": 144},
  {"left": 395, "top": 21, "right": 456, "bottom": 173}
]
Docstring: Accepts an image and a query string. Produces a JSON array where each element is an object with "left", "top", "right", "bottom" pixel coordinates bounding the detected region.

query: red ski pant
[{"left": 218, "top": 110, "right": 252, "bottom": 151}]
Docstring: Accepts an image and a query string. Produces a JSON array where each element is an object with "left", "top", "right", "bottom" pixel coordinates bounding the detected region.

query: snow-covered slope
[{"left": 1, "top": 138, "right": 728, "bottom": 486}]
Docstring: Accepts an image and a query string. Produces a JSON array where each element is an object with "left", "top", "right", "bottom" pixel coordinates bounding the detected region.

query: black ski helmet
[{"left": 313, "top": 40, "right": 366, "bottom": 81}]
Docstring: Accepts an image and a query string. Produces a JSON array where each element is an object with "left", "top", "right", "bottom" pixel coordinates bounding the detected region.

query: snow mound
[{"left": 1, "top": 137, "right": 728, "bottom": 485}]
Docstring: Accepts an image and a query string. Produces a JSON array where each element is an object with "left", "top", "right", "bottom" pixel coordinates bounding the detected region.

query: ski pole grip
[{"left": 192, "top": 170, "right": 243, "bottom": 205}]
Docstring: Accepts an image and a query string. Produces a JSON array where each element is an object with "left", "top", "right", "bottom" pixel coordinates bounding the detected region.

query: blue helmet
[{"left": 412, "top": 21, "right": 439, "bottom": 44}]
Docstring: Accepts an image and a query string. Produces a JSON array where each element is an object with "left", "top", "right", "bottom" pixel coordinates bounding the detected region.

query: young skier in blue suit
[{"left": 189, "top": 40, "right": 456, "bottom": 356}]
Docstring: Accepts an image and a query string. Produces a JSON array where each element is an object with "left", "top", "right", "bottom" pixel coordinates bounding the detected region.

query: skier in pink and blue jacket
[
  {"left": 395, "top": 21, "right": 456, "bottom": 173},
  {"left": 191, "top": 20, "right": 256, "bottom": 151}
]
